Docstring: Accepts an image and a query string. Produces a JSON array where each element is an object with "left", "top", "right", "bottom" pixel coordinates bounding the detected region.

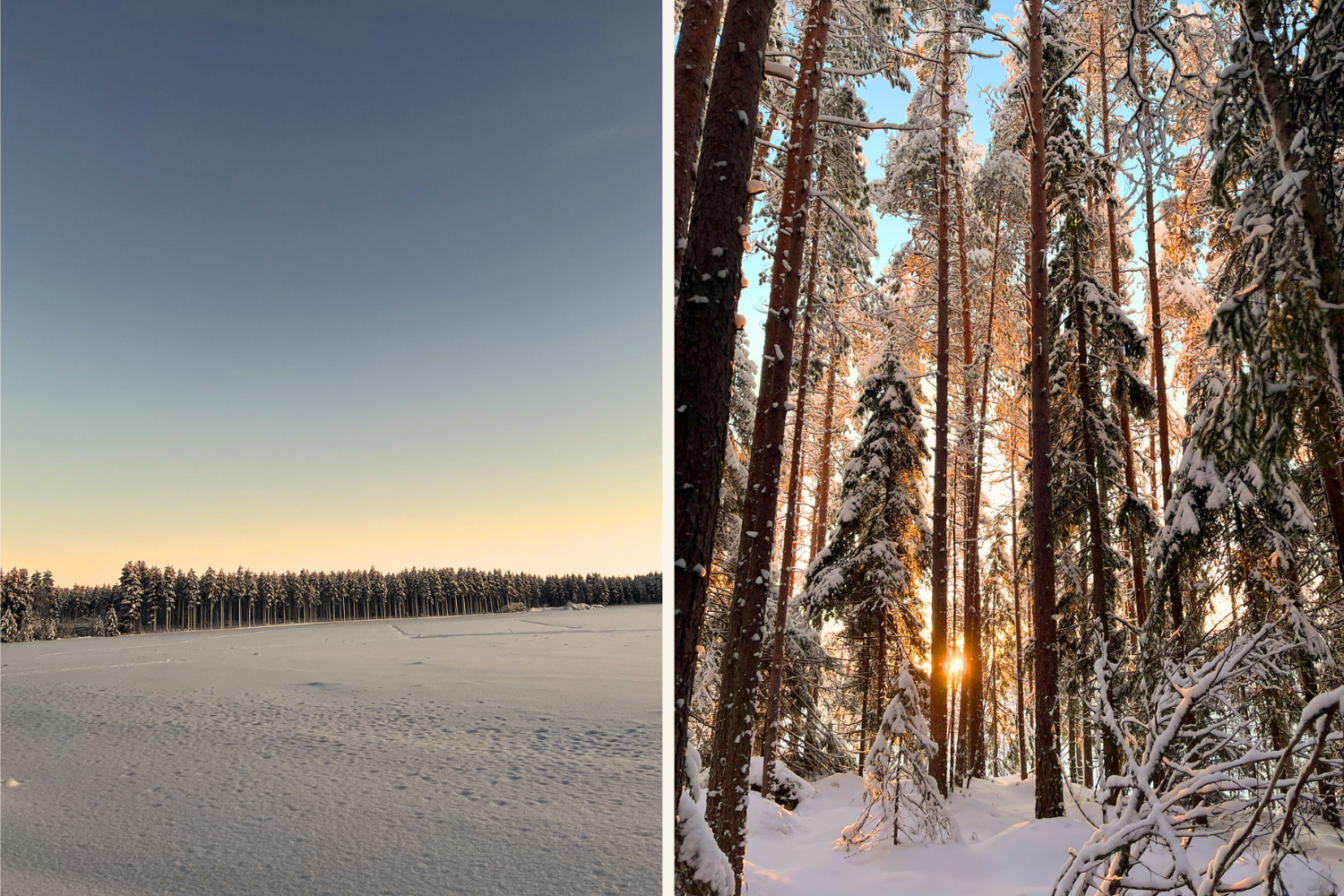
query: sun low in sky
[{"left": 1, "top": 0, "right": 659, "bottom": 584}]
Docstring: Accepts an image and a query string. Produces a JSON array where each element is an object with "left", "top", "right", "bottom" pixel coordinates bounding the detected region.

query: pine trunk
[
  {"left": 704, "top": 2, "right": 833, "bottom": 887},
  {"left": 929, "top": 6, "right": 954, "bottom": 798},
  {"left": 1145, "top": 151, "right": 1181, "bottom": 631},
  {"left": 958, "top": 184, "right": 992, "bottom": 783},
  {"left": 760, "top": 160, "right": 826, "bottom": 799},
  {"left": 1099, "top": 18, "right": 1149, "bottom": 630},
  {"left": 1011, "top": 428, "right": 1028, "bottom": 780},
  {"left": 672, "top": 0, "right": 779, "bottom": 819},
  {"left": 1242, "top": 0, "right": 1344, "bottom": 386},
  {"left": 809, "top": 343, "right": 839, "bottom": 565},
  {"left": 1028, "top": 0, "right": 1063, "bottom": 818},
  {"left": 1315, "top": 430, "right": 1344, "bottom": 579}
]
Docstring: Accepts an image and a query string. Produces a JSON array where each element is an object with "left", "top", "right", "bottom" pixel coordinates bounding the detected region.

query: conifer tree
[{"left": 116, "top": 562, "right": 143, "bottom": 634}]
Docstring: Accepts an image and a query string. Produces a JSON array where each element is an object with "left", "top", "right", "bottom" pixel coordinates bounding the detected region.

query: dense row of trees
[
  {"left": 1, "top": 564, "right": 660, "bottom": 641},
  {"left": 675, "top": 0, "right": 1344, "bottom": 892}
]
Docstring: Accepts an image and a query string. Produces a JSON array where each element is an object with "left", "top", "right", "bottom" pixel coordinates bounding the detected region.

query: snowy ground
[
  {"left": 1, "top": 604, "right": 659, "bottom": 896},
  {"left": 743, "top": 772, "right": 1344, "bottom": 896}
]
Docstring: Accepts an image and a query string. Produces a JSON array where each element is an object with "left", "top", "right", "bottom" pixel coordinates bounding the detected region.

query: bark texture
[
  {"left": 673, "top": 0, "right": 778, "bottom": 840},
  {"left": 1028, "top": 0, "right": 1063, "bottom": 819},
  {"left": 703, "top": 2, "right": 833, "bottom": 887}
]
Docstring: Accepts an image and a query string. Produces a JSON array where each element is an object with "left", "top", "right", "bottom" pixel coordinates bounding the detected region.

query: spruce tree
[
  {"left": 800, "top": 338, "right": 931, "bottom": 758},
  {"left": 116, "top": 562, "right": 143, "bottom": 634}
]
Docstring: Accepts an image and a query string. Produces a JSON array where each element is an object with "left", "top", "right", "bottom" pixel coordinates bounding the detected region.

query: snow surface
[
  {"left": 741, "top": 773, "right": 1344, "bottom": 896},
  {"left": 1, "top": 605, "right": 659, "bottom": 896}
]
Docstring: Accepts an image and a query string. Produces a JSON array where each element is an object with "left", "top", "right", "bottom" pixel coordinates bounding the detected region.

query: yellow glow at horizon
[
  {"left": 2, "top": 501, "right": 660, "bottom": 586},
  {"left": 948, "top": 653, "right": 965, "bottom": 678}
]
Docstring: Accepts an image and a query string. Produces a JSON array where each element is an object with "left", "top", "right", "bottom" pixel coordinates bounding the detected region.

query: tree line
[
  {"left": 1, "top": 564, "right": 660, "bottom": 641},
  {"left": 674, "top": 0, "right": 1344, "bottom": 892}
]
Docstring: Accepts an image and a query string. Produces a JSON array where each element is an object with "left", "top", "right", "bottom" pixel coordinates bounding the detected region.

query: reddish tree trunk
[
  {"left": 672, "top": 0, "right": 728, "bottom": 282},
  {"left": 930, "top": 6, "right": 954, "bottom": 798},
  {"left": 962, "top": 206, "right": 1000, "bottom": 781},
  {"left": 1242, "top": 0, "right": 1344, "bottom": 371},
  {"left": 760, "top": 156, "right": 826, "bottom": 799},
  {"left": 1011, "top": 442, "right": 1028, "bottom": 780},
  {"left": 1098, "top": 18, "right": 1149, "bottom": 630},
  {"left": 704, "top": 2, "right": 833, "bottom": 887},
  {"left": 809, "top": 342, "right": 839, "bottom": 565},
  {"left": 1028, "top": 0, "right": 1063, "bottom": 819},
  {"left": 1241, "top": 0, "right": 1344, "bottom": 575},
  {"left": 1145, "top": 153, "right": 1181, "bottom": 631},
  {"left": 956, "top": 180, "right": 987, "bottom": 783},
  {"left": 672, "top": 0, "right": 778, "bottom": 831}
]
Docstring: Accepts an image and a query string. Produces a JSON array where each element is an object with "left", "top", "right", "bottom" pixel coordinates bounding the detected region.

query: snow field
[
  {"left": 743, "top": 773, "right": 1342, "bottom": 896},
  {"left": 1, "top": 604, "right": 659, "bottom": 896}
]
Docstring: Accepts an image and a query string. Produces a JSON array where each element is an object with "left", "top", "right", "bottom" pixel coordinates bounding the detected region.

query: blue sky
[
  {"left": 740, "top": 0, "right": 1023, "bottom": 343},
  {"left": 2, "top": 0, "right": 660, "bottom": 583}
]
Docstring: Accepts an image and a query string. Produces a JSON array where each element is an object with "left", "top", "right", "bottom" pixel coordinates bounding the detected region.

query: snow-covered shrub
[
  {"left": 841, "top": 662, "right": 958, "bottom": 848},
  {"left": 1054, "top": 619, "right": 1344, "bottom": 896}
]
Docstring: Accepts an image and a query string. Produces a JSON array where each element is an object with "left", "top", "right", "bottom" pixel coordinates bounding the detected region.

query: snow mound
[{"left": 748, "top": 756, "right": 818, "bottom": 806}]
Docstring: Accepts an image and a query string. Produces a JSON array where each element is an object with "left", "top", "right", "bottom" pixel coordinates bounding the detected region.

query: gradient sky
[{"left": 2, "top": 0, "right": 660, "bottom": 585}]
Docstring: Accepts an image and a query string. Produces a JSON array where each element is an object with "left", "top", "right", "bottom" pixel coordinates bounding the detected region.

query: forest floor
[
  {"left": 0, "top": 604, "right": 659, "bottom": 896},
  {"left": 743, "top": 771, "right": 1344, "bottom": 896}
]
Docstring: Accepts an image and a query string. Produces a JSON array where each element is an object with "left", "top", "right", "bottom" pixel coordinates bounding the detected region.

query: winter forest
[
  {"left": 673, "top": 0, "right": 1344, "bottom": 892},
  {"left": 0, "top": 564, "right": 661, "bottom": 642}
]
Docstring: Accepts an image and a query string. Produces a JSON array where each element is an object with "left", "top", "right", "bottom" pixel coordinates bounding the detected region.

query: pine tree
[{"left": 116, "top": 562, "right": 143, "bottom": 634}]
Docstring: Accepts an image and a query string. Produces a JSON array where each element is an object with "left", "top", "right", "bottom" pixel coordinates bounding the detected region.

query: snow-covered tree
[
  {"left": 116, "top": 562, "right": 143, "bottom": 634},
  {"left": 801, "top": 337, "right": 931, "bottom": 759},
  {"left": 842, "top": 661, "right": 959, "bottom": 847}
]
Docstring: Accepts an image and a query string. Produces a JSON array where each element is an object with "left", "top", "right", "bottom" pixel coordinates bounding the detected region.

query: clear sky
[
  {"left": 740, "top": 0, "right": 1020, "bottom": 347},
  {"left": 2, "top": 0, "right": 660, "bottom": 585}
]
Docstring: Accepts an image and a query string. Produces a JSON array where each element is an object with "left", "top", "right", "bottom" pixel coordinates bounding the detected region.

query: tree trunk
[
  {"left": 1028, "top": 0, "right": 1063, "bottom": 818},
  {"left": 1011, "top": 438, "right": 1028, "bottom": 780},
  {"left": 704, "top": 2, "right": 833, "bottom": 887},
  {"left": 672, "top": 0, "right": 778, "bottom": 824},
  {"left": 1311, "top": 403, "right": 1344, "bottom": 577},
  {"left": 960, "top": 192, "right": 999, "bottom": 783},
  {"left": 809, "top": 341, "right": 840, "bottom": 565},
  {"left": 1240, "top": 0, "right": 1344, "bottom": 575},
  {"left": 760, "top": 157, "right": 827, "bottom": 799},
  {"left": 930, "top": 4, "right": 954, "bottom": 798},
  {"left": 1135, "top": 25, "right": 1181, "bottom": 635},
  {"left": 1144, "top": 146, "right": 1181, "bottom": 632},
  {"left": 858, "top": 652, "right": 871, "bottom": 769}
]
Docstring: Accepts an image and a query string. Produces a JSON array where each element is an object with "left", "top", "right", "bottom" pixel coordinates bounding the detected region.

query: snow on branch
[
  {"left": 841, "top": 662, "right": 959, "bottom": 849},
  {"left": 816, "top": 115, "right": 927, "bottom": 132},
  {"left": 1052, "top": 619, "right": 1344, "bottom": 896},
  {"left": 815, "top": 192, "right": 878, "bottom": 258}
]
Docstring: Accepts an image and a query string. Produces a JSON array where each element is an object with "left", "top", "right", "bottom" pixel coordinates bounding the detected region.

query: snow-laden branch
[
  {"left": 1053, "top": 620, "right": 1344, "bottom": 896},
  {"left": 815, "top": 192, "right": 878, "bottom": 258},
  {"left": 816, "top": 115, "right": 928, "bottom": 131}
]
